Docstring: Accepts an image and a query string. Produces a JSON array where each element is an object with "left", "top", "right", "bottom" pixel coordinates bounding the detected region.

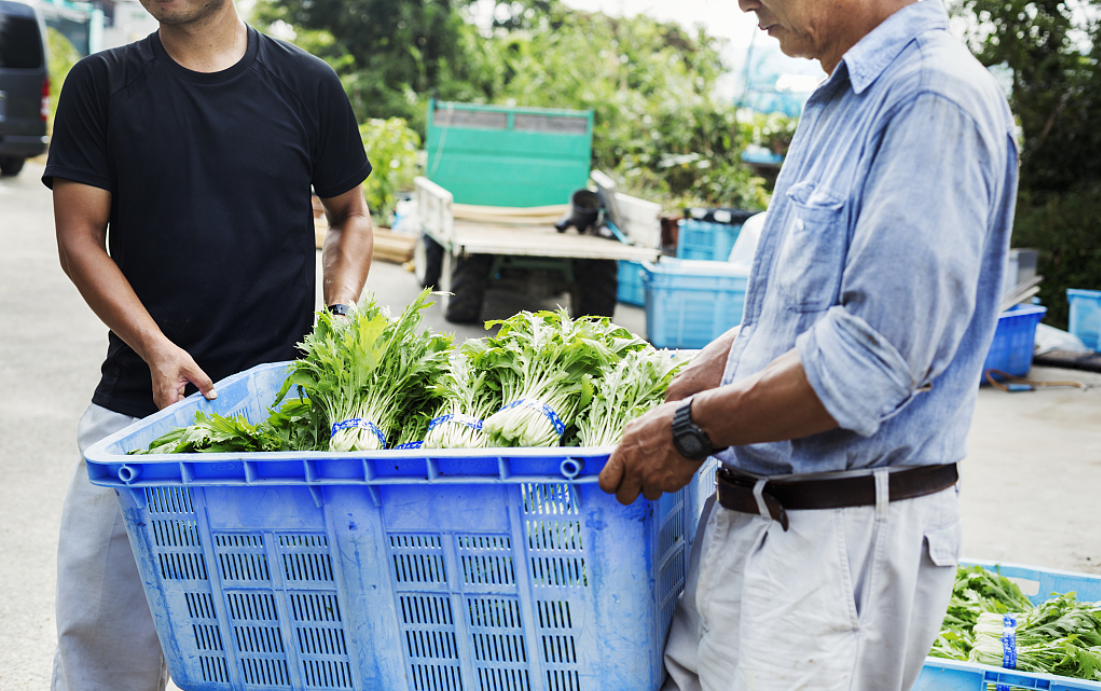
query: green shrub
[
  {"left": 359, "top": 117, "right": 421, "bottom": 224},
  {"left": 46, "top": 27, "right": 80, "bottom": 135},
  {"left": 1011, "top": 183, "right": 1101, "bottom": 330}
]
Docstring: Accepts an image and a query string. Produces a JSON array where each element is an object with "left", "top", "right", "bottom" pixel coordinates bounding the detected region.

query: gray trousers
[
  {"left": 662, "top": 476, "right": 961, "bottom": 691},
  {"left": 51, "top": 404, "right": 168, "bottom": 691}
]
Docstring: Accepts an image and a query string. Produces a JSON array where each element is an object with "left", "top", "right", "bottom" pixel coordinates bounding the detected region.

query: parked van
[{"left": 0, "top": 0, "right": 49, "bottom": 176}]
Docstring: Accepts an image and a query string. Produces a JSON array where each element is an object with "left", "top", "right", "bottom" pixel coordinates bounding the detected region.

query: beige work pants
[
  {"left": 663, "top": 478, "right": 961, "bottom": 691},
  {"left": 51, "top": 403, "right": 168, "bottom": 691}
]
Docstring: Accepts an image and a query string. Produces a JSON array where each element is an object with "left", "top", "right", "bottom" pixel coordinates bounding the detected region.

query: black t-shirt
[{"left": 44, "top": 27, "right": 371, "bottom": 418}]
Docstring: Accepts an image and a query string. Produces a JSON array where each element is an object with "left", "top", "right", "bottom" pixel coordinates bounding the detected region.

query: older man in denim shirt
[{"left": 599, "top": 0, "right": 1018, "bottom": 687}]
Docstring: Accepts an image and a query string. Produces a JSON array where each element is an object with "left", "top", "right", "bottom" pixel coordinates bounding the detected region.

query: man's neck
[
  {"left": 158, "top": 5, "right": 247, "bottom": 74},
  {"left": 819, "top": 0, "right": 918, "bottom": 75}
]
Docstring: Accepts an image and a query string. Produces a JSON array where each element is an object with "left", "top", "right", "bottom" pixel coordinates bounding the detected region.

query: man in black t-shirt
[{"left": 43, "top": 0, "right": 374, "bottom": 686}]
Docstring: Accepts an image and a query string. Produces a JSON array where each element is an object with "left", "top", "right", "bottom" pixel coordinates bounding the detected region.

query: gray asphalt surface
[{"left": 2, "top": 159, "right": 1099, "bottom": 691}]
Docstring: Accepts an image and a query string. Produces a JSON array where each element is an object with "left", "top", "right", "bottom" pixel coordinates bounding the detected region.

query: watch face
[{"left": 676, "top": 432, "right": 705, "bottom": 459}]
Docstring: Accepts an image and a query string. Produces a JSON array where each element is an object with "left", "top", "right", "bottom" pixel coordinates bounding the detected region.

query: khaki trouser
[
  {"left": 663, "top": 479, "right": 961, "bottom": 691},
  {"left": 51, "top": 404, "right": 168, "bottom": 691}
]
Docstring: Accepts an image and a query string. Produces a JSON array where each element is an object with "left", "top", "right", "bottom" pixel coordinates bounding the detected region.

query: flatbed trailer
[{"left": 413, "top": 101, "right": 663, "bottom": 322}]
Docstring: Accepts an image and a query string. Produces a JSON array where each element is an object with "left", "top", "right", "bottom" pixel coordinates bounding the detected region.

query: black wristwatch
[
  {"left": 327, "top": 303, "right": 352, "bottom": 317},
  {"left": 671, "top": 395, "right": 726, "bottom": 461}
]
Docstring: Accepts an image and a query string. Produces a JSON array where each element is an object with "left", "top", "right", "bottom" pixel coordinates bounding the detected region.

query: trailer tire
[
  {"left": 445, "top": 254, "right": 492, "bottom": 323},
  {"left": 0, "top": 157, "right": 25, "bottom": 176},
  {"left": 571, "top": 259, "right": 618, "bottom": 318},
  {"left": 414, "top": 234, "right": 444, "bottom": 288}
]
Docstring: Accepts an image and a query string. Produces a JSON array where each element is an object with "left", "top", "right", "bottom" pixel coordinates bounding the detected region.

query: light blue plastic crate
[
  {"left": 84, "top": 362, "right": 713, "bottom": 691},
  {"left": 1068, "top": 289, "right": 1101, "bottom": 351},
  {"left": 643, "top": 259, "right": 749, "bottom": 349},
  {"left": 982, "top": 304, "right": 1047, "bottom": 380},
  {"left": 916, "top": 561, "right": 1101, "bottom": 691},
  {"left": 617, "top": 260, "right": 646, "bottom": 306},
  {"left": 675, "top": 219, "right": 743, "bottom": 261}
]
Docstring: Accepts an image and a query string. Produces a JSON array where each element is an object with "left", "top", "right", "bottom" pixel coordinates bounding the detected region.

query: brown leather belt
[{"left": 715, "top": 463, "right": 958, "bottom": 531}]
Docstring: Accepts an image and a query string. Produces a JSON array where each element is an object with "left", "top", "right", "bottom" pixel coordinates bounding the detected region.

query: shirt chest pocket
[{"left": 775, "top": 181, "right": 849, "bottom": 312}]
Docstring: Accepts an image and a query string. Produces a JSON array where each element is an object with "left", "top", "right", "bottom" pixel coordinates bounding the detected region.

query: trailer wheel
[
  {"left": 0, "top": 157, "right": 25, "bottom": 176},
  {"left": 445, "top": 254, "right": 492, "bottom": 323},
  {"left": 414, "top": 234, "right": 444, "bottom": 288},
  {"left": 571, "top": 259, "right": 618, "bottom": 318}
]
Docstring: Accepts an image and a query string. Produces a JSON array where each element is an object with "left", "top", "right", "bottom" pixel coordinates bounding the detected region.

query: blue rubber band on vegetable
[
  {"left": 428, "top": 413, "right": 484, "bottom": 432},
  {"left": 331, "top": 418, "right": 387, "bottom": 448},
  {"left": 1001, "top": 614, "right": 1017, "bottom": 670},
  {"left": 394, "top": 441, "right": 424, "bottom": 450},
  {"left": 499, "top": 398, "right": 566, "bottom": 436}
]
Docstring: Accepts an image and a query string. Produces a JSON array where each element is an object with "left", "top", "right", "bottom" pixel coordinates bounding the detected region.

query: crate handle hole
[
  {"left": 560, "top": 459, "right": 583, "bottom": 480},
  {"left": 118, "top": 464, "right": 141, "bottom": 484}
]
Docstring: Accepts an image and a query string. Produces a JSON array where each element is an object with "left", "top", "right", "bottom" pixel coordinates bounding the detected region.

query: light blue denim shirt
[{"left": 718, "top": 0, "right": 1018, "bottom": 476}]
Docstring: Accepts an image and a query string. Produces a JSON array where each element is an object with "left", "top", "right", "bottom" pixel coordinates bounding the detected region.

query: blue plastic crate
[
  {"left": 617, "top": 260, "right": 646, "bottom": 306},
  {"left": 982, "top": 304, "right": 1047, "bottom": 380},
  {"left": 643, "top": 259, "right": 749, "bottom": 349},
  {"left": 916, "top": 561, "right": 1101, "bottom": 691},
  {"left": 675, "top": 219, "right": 743, "bottom": 261},
  {"left": 84, "top": 362, "right": 714, "bottom": 691},
  {"left": 1068, "top": 289, "right": 1101, "bottom": 351}
]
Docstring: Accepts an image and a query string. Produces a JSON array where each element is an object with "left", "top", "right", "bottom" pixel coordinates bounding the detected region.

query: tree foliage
[
  {"left": 954, "top": 0, "right": 1101, "bottom": 327},
  {"left": 252, "top": 0, "right": 771, "bottom": 211}
]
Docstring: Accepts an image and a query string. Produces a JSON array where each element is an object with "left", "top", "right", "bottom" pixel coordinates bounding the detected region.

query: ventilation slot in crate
[
  {"left": 291, "top": 592, "right": 353, "bottom": 690},
  {"left": 526, "top": 521, "right": 583, "bottom": 552},
  {"left": 536, "top": 599, "right": 581, "bottom": 688},
  {"left": 145, "top": 487, "right": 208, "bottom": 582},
  {"left": 158, "top": 551, "right": 209, "bottom": 581},
  {"left": 199, "top": 655, "right": 231, "bottom": 684},
  {"left": 398, "top": 593, "right": 462, "bottom": 690},
  {"left": 215, "top": 534, "right": 271, "bottom": 584},
  {"left": 467, "top": 597, "right": 530, "bottom": 691},
  {"left": 459, "top": 536, "right": 516, "bottom": 589},
  {"left": 227, "top": 591, "right": 290, "bottom": 688},
  {"left": 279, "top": 534, "right": 335, "bottom": 583},
  {"left": 145, "top": 486, "right": 195, "bottom": 514},
  {"left": 521, "top": 483, "right": 578, "bottom": 516},
  {"left": 391, "top": 535, "right": 447, "bottom": 586}
]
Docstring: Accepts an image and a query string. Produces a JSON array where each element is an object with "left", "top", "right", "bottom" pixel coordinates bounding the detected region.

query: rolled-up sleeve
[{"left": 797, "top": 92, "right": 997, "bottom": 437}]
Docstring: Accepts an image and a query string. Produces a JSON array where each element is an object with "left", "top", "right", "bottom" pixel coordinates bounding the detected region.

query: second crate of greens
[
  {"left": 676, "top": 208, "right": 756, "bottom": 261},
  {"left": 644, "top": 259, "right": 749, "bottom": 349}
]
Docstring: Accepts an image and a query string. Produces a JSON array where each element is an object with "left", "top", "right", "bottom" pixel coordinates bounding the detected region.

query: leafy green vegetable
[
  {"left": 279, "top": 289, "right": 452, "bottom": 451},
  {"left": 423, "top": 346, "right": 502, "bottom": 449},
  {"left": 476, "top": 310, "right": 648, "bottom": 448},
  {"left": 129, "top": 396, "right": 322, "bottom": 455},
  {"left": 574, "top": 348, "right": 691, "bottom": 447},
  {"left": 933, "top": 565, "right": 1101, "bottom": 685}
]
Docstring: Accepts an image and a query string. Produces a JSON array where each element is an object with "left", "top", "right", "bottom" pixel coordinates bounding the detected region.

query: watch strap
[{"left": 327, "top": 303, "right": 353, "bottom": 316}]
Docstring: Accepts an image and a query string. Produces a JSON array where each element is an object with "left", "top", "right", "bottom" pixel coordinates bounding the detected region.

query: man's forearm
[
  {"left": 320, "top": 188, "right": 374, "bottom": 307},
  {"left": 666, "top": 326, "right": 741, "bottom": 401},
  {"left": 691, "top": 347, "right": 839, "bottom": 447}
]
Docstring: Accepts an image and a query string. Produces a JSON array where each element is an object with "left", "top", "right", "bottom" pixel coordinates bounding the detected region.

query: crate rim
[
  {"left": 1067, "top": 288, "right": 1101, "bottom": 299},
  {"left": 83, "top": 361, "right": 629, "bottom": 490},
  {"left": 921, "top": 656, "right": 1101, "bottom": 689}
]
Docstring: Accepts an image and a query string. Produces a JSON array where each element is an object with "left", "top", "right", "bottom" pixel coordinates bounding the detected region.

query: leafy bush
[
  {"left": 252, "top": 0, "right": 773, "bottom": 212},
  {"left": 1011, "top": 183, "right": 1101, "bottom": 330},
  {"left": 46, "top": 27, "right": 80, "bottom": 135},
  {"left": 359, "top": 118, "right": 421, "bottom": 223}
]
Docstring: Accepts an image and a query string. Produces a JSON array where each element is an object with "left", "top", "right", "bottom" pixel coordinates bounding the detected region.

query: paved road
[{"left": 2, "top": 159, "right": 1099, "bottom": 691}]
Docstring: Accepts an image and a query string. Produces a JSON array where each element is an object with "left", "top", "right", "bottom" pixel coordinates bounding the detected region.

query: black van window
[{"left": 0, "top": 15, "right": 44, "bottom": 69}]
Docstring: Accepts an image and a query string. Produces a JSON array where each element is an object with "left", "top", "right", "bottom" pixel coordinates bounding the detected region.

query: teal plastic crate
[
  {"left": 675, "top": 209, "right": 755, "bottom": 262},
  {"left": 982, "top": 304, "right": 1047, "bottom": 380},
  {"left": 617, "top": 260, "right": 645, "bottom": 306},
  {"left": 916, "top": 561, "right": 1101, "bottom": 691},
  {"left": 1068, "top": 289, "right": 1101, "bottom": 351},
  {"left": 83, "top": 362, "right": 714, "bottom": 691},
  {"left": 643, "top": 259, "right": 749, "bottom": 349}
]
